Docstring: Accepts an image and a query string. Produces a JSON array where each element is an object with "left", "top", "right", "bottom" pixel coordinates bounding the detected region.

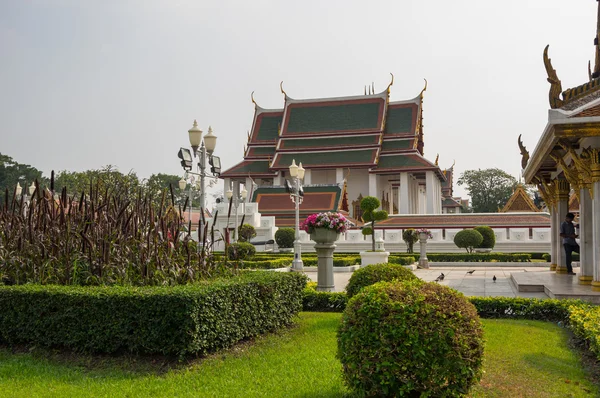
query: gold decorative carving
[
  {"left": 555, "top": 178, "right": 570, "bottom": 199},
  {"left": 534, "top": 177, "right": 556, "bottom": 210},
  {"left": 419, "top": 78, "right": 428, "bottom": 99},
  {"left": 386, "top": 73, "right": 394, "bottom": 94},
  {"left": 280, "top": 81, "right": 287, "bottom": 97},
  {"left": 517, "top": 134, "right": 530, "bottom": 169},
  {"left": 251, "top": 91, "right": 258, "bottom": 108},
  {"left": 555, "top": 124, "right": 600, "bottom": 137},
  {"left": 591, "top": 148, "right": 600, "bottom": 182},
  {"left": 543, "top": 45, "right": 564, "bottom": 109},
  {"left": 435, "top": 154, "right": 439, "bottom": 166},
  {"left": 550, "top": 153, "right": 580, "bottom": 200}
]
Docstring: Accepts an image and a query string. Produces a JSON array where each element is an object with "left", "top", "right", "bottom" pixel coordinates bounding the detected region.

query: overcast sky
[{"left": 1, "top": 0, "right": 597, "bottom": 199}]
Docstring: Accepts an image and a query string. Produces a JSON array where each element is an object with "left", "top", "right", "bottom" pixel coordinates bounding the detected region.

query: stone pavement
[{"left": 303, "top": 266, "right": 556, "bottom": 299}]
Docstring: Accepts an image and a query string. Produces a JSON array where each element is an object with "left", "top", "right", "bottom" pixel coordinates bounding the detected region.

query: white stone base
[{"left": 360, "top": 251, "right": 390, "bottom": 267}]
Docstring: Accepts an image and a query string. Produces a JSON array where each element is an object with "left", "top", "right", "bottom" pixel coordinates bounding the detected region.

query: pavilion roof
[{"left": 500, "top": 184, "right": 540, "bottom": 213}]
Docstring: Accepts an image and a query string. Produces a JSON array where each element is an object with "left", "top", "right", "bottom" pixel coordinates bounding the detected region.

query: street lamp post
[
  {"left": 178, "top": 176, "right": 193, "bottom": 227},
  {"left": 288, "top": 159, "right": 305, "bottom": 271},
  {"left": 226, "top": 186, "right": 248, "bottom": 243},
  {"left": 178, "top": 120, "right": 221, "bottom": 242}
]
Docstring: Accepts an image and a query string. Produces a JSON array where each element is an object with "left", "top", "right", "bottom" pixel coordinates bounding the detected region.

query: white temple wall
[
  {"left": 346, "top": 169, "right": 369, "bottom": 207},
  {"left": 310, "top": 169, "right": 337, "bottom": 185}
]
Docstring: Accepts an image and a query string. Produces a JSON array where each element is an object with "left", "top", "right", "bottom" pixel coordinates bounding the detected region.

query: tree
[
  {"left": 402, "top": 229, "right": 419, "bottom": 253},
  {"left": 360, "top": 196, "right": 389, "bottom": 251},
  {"left": 54, "top": 165, "right": 140, "bottom": 201},
  {"left": 457, "top": 168, "right": 517, "bottom": 213},
  {"left": 0, "top": 153, "right": 46, "bottom": 202}
]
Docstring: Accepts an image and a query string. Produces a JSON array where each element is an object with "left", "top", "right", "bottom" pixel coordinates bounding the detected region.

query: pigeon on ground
[
  {"left": 493, "top": 275, "right": 497, "bottom": 283},
  {"left": 434, "top": 273, "right": 445, "bottom": 282},
  {"left": 467, "top": 270, "right": 475, "bottom": 275}
]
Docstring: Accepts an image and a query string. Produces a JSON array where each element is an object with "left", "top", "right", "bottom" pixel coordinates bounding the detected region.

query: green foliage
[
  {"left": 570, "top": 304, "right": 600, "bottom": 360},
  {"left": 0, "top": 153, "right": 47, "bottom": 207},
  {"left": 474, "top": 226, "right": 495, "bottom": 249},
  {"left": 402, "top": 228, "right": 419, "bottom": 253},
  {"left": 338, "top": 281, "right": 484, "bottom": 397},
  {"left": 345, "top": 263, "right": 418, "bottom": 298},
  {"left": 0, "top": 272, "right": 307, "bottom": 357},
  {"left": 237, "top": 224, "right": 257, "bottom": 242},
  {"left": 469, "top": 297, "right": 579, "bottom": 323},
  {"left": 302, "top": 283, "right": 348, "bottom": 312},
  {"left": 427, "top": 252, "right": 532, "bottom": 262},
  {"left": 457, "top": 168, "right": 517, "bottom": 213},
  {"left": 387, "top": 256, "right": 416, "bottom": 265},
  {"left": 454, "top": 229, "right": 484, "bottom": 253},
  {"left": 359, "top": 196, "right": 388, "bottom": 251},
  {"left": 237, "top": 258, "right": 292, "bottom": 269},
  {"left": 227, "top": 242, "right": 256, "bottom": 260},
  {"left": 274, "top": 228, "right": 295, "bottom": 249}
]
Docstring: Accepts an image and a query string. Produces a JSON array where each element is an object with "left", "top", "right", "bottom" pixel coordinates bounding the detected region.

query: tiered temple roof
[
  {"left": 500, "top": 184, "right": 541, "bottom": 213},
  {"left": 221, "top": 78, "right": 445, "bottom": 180}
]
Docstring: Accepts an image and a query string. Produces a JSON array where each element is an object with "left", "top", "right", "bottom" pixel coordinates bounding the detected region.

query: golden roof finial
[
  {"left": 251, "top": 91, "right": 258, "bottom": 108},
  {"left": 435, "top": 153, "right": 439, "bottom": 166},
  {"left": 280, "top": 81, "right": 287, "bottom": 97},
  {"left": 543, "top": 45, "right": 564, "bottom": 108},
  {"left": 247, "top": 130, "right": 251, "bottom": 141},
  {"left": 386, "top": 73, "right": 394, "bottom": 93},
  {"left": 451, "top": 159, "right": 455, "bottom": 169},
  {"left": 420, "top": 78, "right": 428, "bottom": 99}
]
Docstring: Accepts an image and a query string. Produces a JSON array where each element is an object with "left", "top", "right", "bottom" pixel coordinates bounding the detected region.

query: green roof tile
[
  {"left": 376, "top": 154, "right": 425, "bottom": 168},
  {"left": 256, "top": 115, "right": 281, "bottom": 141},
  {"left": 281, "top": 135, "right": 378, "bottom": 149},
  {"left": 248, "top": 146, "right": 276, "bottom": 156},
  {"left": 381, "top": 139, "right": 413, "bottom": 151},
  {"left": 223, "top": 160, "right": 273, "bottom": 176},
  {"left": 275, "top": 150, "right": 376, "bottom": 168},
  {"left": 385, "top": 107, "right": 414, "bottom": 134},
  {"left": 286, "top": 102, "right": 381, "bottom": 133}
]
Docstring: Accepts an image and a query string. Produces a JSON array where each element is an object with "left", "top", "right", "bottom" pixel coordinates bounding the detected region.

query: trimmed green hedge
[
  {"left": 239, "top": 258, "right": 292, "bottom": 269},
  {"left": 570, "top": 304, "right": 600, "bottom": 360},
  {"left": 0, "top": 272, "right": 307, "bottom": 357},
  {"left": 427, "top": 253, "right": 532, "bottom": 262},
  {"left": 302, "top": 284, "right": 348, "bottom": 312},
  {"left": 542, "top": 253, "right": 579, "bottom": 262},
  {"left": 387, "top": 256, "right": 416, "bottom": 265}
]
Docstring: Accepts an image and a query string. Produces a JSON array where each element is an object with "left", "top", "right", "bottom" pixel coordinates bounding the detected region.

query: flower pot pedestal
[
  {"left": 418, "top": 233, "right": 429, "bottom": 269},
  {"left": 360, "top": 251, "right": 390, "bottom": 267},
  {"left": 310, "top": 229, "right": 340, "bottom": 292}
]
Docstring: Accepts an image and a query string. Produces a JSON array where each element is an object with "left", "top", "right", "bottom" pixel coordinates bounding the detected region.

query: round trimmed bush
[
  {"left": 238, "top": 224, "right": 257, "bottom": 242},
  {"left": 227, "top": 242, "right": 256, "bottom": 260},
  {"left": 338, "top": 280, "right": 484, "bottom": 397},
  {"left": 345, "top": 263, "right": 418, "bottom": 298},
  {"left": 474, "top": 226, "right": 495, "bottom": 249},
  {"left": 275, "top": 228, "right": 295, "bottom": 249},
  {"left": 454, "top": 229, "right": 483, "bottom": 253}
]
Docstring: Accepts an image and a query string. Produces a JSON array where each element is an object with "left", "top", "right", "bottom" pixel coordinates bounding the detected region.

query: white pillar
[
  {"left": 336, "top": 168, "right": 344, "bottom": 184},
  {"left": 304, "top": 169, "right": 312, "bottom": 185},
  {"left": 245, "top": 177, "right": 253, "bottom": 202},
  {"left": 426, "top": 170, "right": 435, "bottom": 214},
  {"left": 273, "top": 171, "right": 282, "bottom": 186},
  {"left": 555, "top": 179, "right": 570, "bottom": 274},
  {"left": 400, "top": 173, "right": 409, "bottom": 214},
  {"left": 591, "top": 153, "right": 600, "bottom": 291},
  {"left": 369, "top": 173, "right": 377, "bottom": 198},
  {"left": 580, "top": 188, "right": 593, "bottom": 284},
  {"left": 224, "top": 178, "right": 231, "bottom": 197}
]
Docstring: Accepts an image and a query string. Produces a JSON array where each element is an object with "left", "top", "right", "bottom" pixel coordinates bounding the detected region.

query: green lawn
[{"left": 0, "top": 313, "right": 596, "bottom": 397}]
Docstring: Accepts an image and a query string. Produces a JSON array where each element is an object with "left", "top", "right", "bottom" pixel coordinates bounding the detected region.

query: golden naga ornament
[
  {"left": 517, "top": 134, "right": 530, "bottom": 169},
  {"left": 543, "top": 45, "right": 564, "bottom": 109}
]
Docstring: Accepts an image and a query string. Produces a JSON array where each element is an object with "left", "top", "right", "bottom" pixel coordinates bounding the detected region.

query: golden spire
[
  {"left": 435, "top": 154, "right": 439, "bottom": 166},
  {"left": 419, "top": 78, "right": 428, "bottom": 99}
]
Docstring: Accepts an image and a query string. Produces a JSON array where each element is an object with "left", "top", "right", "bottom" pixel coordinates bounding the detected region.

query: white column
[
  {"left": 224, "top": 178, "right": 231, "bottom": 196},
  {"left": 304, "top": 169, "right": 312, "bottom": 185},
  {"left": 245, "top": 177, "right": 253, "bottom": 202},
  {"left": 369, "top": 173, "right": 377, "bottom": 198},
  {"left": 273, "top": 171, "right": 282, "bottom": 186},
  {"left": 580, "top": 188, "right": 593, "bottom": 285},
  {"left": 400, "top": 173, "right": 409, "bottom": 214},
  {"left": 336, "top": 168, "right": 344, "bottom": 184},
  {"left": 555, "top": 179, "right": 570, "bottom": 274},
  {"left": 426, "top": 170, "right": 435, "bottom": 214},
  {"left": 591, "top": 154, "right": 600, "bottom": 291}
]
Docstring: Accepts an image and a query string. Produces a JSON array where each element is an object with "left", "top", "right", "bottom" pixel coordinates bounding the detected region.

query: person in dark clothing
[{"left": 559, "top": 212, "right": 579, "bottom": 275}]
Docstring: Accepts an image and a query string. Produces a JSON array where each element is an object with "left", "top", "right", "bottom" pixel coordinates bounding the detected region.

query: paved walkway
[{"left": 303, "top": 266, "right": 558, "bottom": 299}]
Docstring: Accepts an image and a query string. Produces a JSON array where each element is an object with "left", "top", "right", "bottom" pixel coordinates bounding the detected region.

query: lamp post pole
[
  {"left": 288, "top": 160, "right": 305, "bottom": 272},
  {"left": 226, "top": 186, "right": 247, "bottom": 243}
]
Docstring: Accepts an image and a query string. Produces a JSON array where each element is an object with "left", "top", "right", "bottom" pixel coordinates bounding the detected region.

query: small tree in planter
[
  {"left": 360, "top": 196, "right": 389, "bottom": 251},
  {"left": 402, "top": 228, "right": 419, "bottom": 253}
]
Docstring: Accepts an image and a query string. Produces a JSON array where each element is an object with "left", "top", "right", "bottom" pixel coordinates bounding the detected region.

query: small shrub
[
  {"left": 454, "top": 229, "right": 483, "bottom": 253},
  {"left": 345, "top": 263, "right": 418, "bottom": 298},
  {"left": 227, "top": 242, "right": 256, "bottom": 260},
  {"left": 360, "top": 196, "right": 388, "bottom": 251},
  {"left": 402, "top": 228, "right": 419, "bottom": 253},
  {"left": 570, "top": 304, "right": 600, "bottom": 360},
  {"left": 474, "top": 226, "right": 495, "bottom": 249},
  {"left": 238, "top": 224, "right": 257, "bottom": 242},
  {"left": 338, "top": 280, "right": 484, "bottom": 397},
  {"left": 302, "top": 285, "right": 348, "bottom": 312},
  {"left": 275, "top": 228, "right": 295, "bottom": 249}
]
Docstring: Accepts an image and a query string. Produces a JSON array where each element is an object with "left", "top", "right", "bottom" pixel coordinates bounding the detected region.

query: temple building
[
  {"left": 523, "top": 0, "right": 600, "bottom": 287},
  {"left": 220, "top": 76, "right": 452, "bottom": 226}
]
